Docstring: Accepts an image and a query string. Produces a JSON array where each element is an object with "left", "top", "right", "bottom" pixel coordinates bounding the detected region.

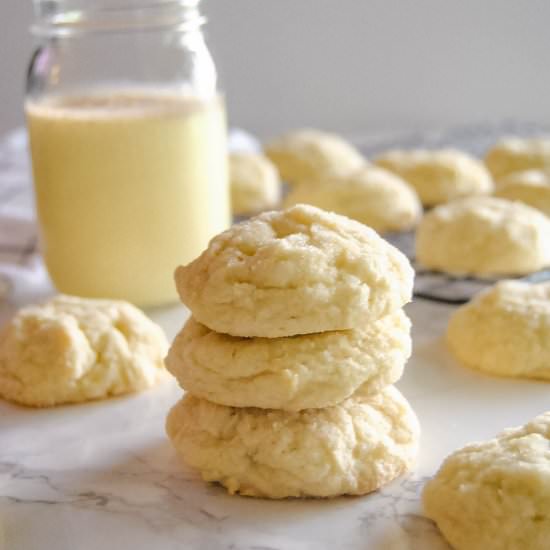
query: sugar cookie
[
  {"left": 229, "top": 152, "right": 281, "bottom": 216},
  {"left": 166, "top": 385, "right": 420, "bottom": 498},
  {"left": 264, "top": 129, "right": 366, "bottom": 186},
  {"left": 375, "top": 148, "right": 493, "bottom": 206},
  {"left": 485, "top": 137, "right": 550, "bottom": 180},
  {"left": 166, "top": 310, "right": 411, "bottom": 411},
  {"left": 495, "top": 168, "right": 550, "bottom": 189},
  {"left": 175, "top": 204, "right": 414, "bottom": 337},
  {"left": 423, "top": 412, "right": 550, "bottom": 550},
  {"left": 0, "top": 295, "right": 168, "bottom": 407},
  {"left": 494, "top": 170, "right": 550, "bottom": 217},
  {"left": 447, "top": 280, "right": 550, "bottom": 379},
  {"left": 283, "top": 166, "right": 421, "bottom": 233},
  {"left": 415, "top": 197, "right": 550, "bottom": 276}
]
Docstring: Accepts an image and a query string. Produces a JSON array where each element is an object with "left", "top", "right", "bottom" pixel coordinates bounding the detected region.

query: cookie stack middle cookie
[{"left": 166, "top": 204, "right": 420, "bottom": 498}]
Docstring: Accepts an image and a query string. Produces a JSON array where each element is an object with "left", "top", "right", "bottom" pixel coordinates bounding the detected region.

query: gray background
[{"left": 1, "top": 0, "right": 550, "bottom": 139}]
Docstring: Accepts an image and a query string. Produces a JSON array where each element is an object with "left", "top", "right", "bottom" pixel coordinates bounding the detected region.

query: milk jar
[{"left": 26, "top": 0, "right": 230, "bottom": 307}]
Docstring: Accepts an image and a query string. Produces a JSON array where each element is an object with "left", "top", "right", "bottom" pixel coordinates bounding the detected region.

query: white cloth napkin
[{"left": 0, "top": 128, "right": 53, "bottom": 304}]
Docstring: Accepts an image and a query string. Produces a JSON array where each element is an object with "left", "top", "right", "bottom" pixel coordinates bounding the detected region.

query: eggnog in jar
[{"left": 26, "top": 91, "right": 229, "bottom": 307}]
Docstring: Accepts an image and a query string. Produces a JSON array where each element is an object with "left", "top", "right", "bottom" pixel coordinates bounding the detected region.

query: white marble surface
[{"left": 2, "top": 298, "right": 549, "bottom": 550}]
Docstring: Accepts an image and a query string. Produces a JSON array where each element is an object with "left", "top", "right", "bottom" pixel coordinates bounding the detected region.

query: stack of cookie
[{"left": 165, "top": 204, "right": 420, "bottom": 499}]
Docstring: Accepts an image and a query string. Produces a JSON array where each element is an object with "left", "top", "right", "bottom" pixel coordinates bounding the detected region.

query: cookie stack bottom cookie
[
  {"left": 165, "top": 205, "right": 420, "bottom": 498},
  {"left": 166, "top": 385, "right": 419, "bottom": 499}
]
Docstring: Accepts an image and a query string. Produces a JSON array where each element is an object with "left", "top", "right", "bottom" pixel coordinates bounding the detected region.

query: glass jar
[{"left": 26, "top": 0, "right": 230, "bottom": 307}]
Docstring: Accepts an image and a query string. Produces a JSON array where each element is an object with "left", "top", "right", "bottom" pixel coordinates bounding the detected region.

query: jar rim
[{"left": 31, "top": 0, "right": 205, "bottom": 37}]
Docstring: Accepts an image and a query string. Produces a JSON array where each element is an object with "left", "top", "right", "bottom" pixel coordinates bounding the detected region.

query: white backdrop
[{"left": 1, "top": 0, "right": 550, "bottom": 139}]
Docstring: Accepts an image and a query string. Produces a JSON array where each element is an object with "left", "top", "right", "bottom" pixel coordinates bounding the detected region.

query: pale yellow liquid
[{"left": 26, "top": 92, "right": 229, "bottom": 307}]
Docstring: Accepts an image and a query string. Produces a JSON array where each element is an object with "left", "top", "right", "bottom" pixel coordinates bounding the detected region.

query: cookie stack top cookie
[{"left": 174, "top": 204, "right": 414, "bottom": 338}]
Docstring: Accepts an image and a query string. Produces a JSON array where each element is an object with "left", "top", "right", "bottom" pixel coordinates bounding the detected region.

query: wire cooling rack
[{"left": 386, "top": 230, "right": 550, "bottom": 305}]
